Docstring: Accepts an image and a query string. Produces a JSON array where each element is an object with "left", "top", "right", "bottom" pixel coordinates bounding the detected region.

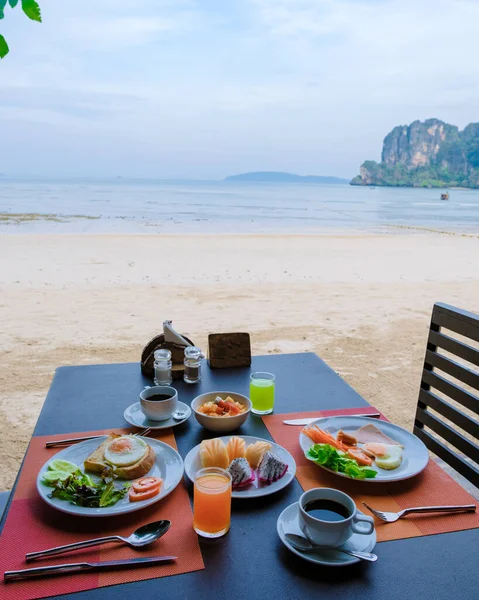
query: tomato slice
[
  {"left": 129, "top": 483, "right": 162, "bottom": 502},
  {"left": 132, "top": 477, "right": 163, "bottom": 493}
]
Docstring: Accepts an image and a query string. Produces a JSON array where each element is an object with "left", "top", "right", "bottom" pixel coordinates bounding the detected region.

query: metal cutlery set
[{"left": 5, "top": 520, "right": 173, "bottom": 582}]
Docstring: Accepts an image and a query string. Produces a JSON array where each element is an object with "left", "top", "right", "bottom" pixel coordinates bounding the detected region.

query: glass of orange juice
[{"left": 193, "top": 467, "right": 232, "bottom": 538}]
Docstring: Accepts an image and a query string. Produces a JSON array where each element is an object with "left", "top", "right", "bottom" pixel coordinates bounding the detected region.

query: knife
[
  {"left": 4, "top": 556, "right": 177, "bottom": 582},
  {"left": 283, "top": 413, "right": 381, "bottom": 425}
]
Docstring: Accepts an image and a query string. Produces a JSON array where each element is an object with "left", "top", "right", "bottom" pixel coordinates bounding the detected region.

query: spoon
[
  {"left": 172, "top": 409, "right": 188, "bottom": 421},
  {"left": 285, "top": 533, "right": 378, "bottom": 562},
  {"left": 25, "top": 520, "right": 171, "bottom": 562}
]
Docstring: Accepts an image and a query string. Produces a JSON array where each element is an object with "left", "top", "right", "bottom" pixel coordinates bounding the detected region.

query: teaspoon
[
  {"left": 285, "top": 533, "right": 378, "bottom": 562},
  {"left": 172, "top": 410, "right": 188, "bottom": 421},
  {"left": 26, "top": 520, "right": 171, "bottom": 562}
]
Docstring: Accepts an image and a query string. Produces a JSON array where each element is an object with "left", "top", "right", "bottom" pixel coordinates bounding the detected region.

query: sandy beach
[{"left": 0, "top": 231, "right": 478, "bottom": 491}]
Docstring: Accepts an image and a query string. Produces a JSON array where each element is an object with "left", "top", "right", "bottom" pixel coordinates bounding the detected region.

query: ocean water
[{"left": 0, "top": 178, "right": 478, "bottom": 234}]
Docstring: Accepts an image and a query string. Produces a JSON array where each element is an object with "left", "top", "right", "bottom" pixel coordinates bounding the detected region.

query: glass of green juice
[{"left": 250, "top": 372, "right": 275, "bottom": 415}]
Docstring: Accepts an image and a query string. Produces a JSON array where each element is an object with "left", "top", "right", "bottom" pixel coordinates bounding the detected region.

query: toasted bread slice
[
  {"left": 84, "top": 434, "right": 156, "bottom": 480},
  {"left": 84, "top": 433, "right": 121, "bottom": 474},
  {"left": 113, "top": 445, "right": 156, "bottom": 480}
]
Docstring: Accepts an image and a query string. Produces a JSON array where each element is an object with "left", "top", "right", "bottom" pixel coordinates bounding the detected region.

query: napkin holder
[{"left": 141, "top": 321, "right": 194, "bottom": 380}]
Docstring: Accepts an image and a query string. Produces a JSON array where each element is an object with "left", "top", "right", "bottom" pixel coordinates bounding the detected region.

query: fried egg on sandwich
[{"left": 104, "top": 435, "right": 148, "bottom": 467}]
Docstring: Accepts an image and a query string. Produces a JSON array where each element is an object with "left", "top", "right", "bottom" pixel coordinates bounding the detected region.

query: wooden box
[{"left": 208, "top": 333, "right": 251, "bottom": 369}]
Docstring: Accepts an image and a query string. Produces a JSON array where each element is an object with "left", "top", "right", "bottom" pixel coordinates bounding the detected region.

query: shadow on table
[{"left": 277, "top": 541, "right": 370, "bottom": 582}]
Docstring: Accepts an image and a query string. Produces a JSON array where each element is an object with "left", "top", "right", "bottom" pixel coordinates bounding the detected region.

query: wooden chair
[{"left": 414, "top": 302, "right": 479, "bottom": 489}]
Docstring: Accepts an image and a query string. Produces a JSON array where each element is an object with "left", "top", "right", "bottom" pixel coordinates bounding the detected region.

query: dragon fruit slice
[
  {"left": 227, "top": 458, "right": 255, "bottom": 488},
  {"left": 258, "top": 451, "right": 288, "bottom": 484}
]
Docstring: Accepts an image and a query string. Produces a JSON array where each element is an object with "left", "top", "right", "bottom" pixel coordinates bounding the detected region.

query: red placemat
[
  {"left": 0, "top": 428, "right": 204, "bottom": 600},
  {"left": 263, "top": 408, "right": 479, "bottom": 542}
]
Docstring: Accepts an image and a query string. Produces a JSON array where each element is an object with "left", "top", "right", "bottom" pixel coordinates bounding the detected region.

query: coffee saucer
[
  {"left": 124, "top": 401, "right": 191, "bottom": 430},
  {"left": 277, "top": 502, "right": 376, "bottom": 567}
]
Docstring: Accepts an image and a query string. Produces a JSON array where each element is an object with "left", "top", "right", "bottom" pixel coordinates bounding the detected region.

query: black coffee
[
  {"left": 304, "top": 499, "right": 350, "bottom": 522},
  {"left": 147, "top": 394, "right": 172, "bottom": 402}
]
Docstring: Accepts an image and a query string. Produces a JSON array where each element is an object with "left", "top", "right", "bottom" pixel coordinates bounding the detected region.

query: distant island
[
  {"left": 224, "top": 171, "right": 349, "bottom": 184},
  {"left": 351, "top": 118, "right": 479, "bottom": 189}
]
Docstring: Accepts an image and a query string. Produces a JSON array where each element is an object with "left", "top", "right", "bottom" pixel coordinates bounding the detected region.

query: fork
[
  {"left": 363, "top": 502, "right": 476, "bottom": 523},
  {"left": 45, "top": 428, "right": 152, "bottom": 449}
]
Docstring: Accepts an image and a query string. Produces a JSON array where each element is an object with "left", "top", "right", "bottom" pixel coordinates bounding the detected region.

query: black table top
[{"left": 3, "top": 353, "right": 478, "bottom": 599}]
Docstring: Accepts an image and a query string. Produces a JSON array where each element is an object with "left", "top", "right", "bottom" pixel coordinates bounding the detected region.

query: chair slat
[
  {"left": 425, "top": 349, "right": 479, "bottom": 391},
  {"left": 432, "top": 303, "right": 479, "bottom": 343},
  {"left": 417, "top": 303, "right": 479, "bottom": 489},
  {"left": 428, "top": 330, "right": 479, "bottom": 367},
  {"left": 418, "top": 388, "right": 479, "bottom": 438},
  {"left": 413, "top": 426, "right": 479, "bottom": 488},
  {"left": 416, "top": 407, "right": 479, "bottom": 464},
  {"left": 421, "top": 369, "right": 479, "bottom": 414}
]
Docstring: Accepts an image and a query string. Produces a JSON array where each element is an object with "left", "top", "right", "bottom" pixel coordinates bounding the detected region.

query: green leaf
[
  {"left": 0, "top": 34, "right": 8, "bottom": 58},
  {"left": 21, "top": 0, "right": 41, "bottom": 22},
  {"left": 9, "top": 0, "right": 19, "bottom": 7},
  {"left": 306, "top": 443, "right": 377, "bottom": 479},
  {"left": 0, "top": 0, "right": 6, "bottom": 20}
]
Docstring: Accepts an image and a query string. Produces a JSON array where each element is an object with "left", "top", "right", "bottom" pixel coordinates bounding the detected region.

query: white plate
[
  {"left": 124, "top": 401, "right": 191, "bottom": 430},
  {"left": 277, "top": 502, "right": 376, "bottom": 566},
  {"left": 184, "top": 435, "right": 296, "bottom": 498},
  {"left": 299, "top": 416, "right": 429, "bottom": 483},
  {"left": 37, "top": 436, "right": 184, "bottom": 517}
]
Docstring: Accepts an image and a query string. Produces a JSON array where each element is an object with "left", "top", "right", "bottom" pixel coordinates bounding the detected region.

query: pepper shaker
[{"left": 184, "top": 346, "right": 204, "bottom": 384}]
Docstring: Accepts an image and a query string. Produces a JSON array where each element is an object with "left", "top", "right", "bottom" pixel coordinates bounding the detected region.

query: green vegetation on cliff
[{"left": 351, "top": 119, "right": 479, "bottom": 188}]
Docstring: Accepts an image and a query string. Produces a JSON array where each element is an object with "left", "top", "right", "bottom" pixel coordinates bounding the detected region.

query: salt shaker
[
  {"left": 154, "top": 349, "right": 172, "bottom": 386},
  {"left": 184, "top": 346, "right": 203, "bottom": 384}
]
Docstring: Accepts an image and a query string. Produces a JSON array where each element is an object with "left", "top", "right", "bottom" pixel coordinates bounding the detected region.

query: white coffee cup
[
  {"left": 298, "top": 488, "right": 374, "bottom": 548},
  {"left": 140, "top": 386, "right": 178, "bottom": 421}
]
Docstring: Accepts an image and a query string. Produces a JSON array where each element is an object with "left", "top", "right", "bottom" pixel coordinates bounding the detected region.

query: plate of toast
[{"left": 36, "top": 433, "right": 184, "bottom": 516}]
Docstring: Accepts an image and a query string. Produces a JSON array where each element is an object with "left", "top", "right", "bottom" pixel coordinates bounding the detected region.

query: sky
[{"left": 1, "top": 0, "right": 479, "bottom": 179}]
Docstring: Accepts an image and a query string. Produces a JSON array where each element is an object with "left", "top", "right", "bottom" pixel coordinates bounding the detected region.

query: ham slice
[{"left": 352, "top": 424, "right": 402, "bottom": 446}]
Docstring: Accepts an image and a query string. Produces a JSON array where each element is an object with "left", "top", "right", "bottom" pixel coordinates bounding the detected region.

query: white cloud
[{"left": 65, "top": 14, "right": 201, "bottom": 48}]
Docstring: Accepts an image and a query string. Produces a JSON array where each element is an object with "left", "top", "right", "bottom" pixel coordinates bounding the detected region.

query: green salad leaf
[
  {"left": 306, "top": 443, "right": 377, "bottom": 480},
  {"left": 99, "top": 481, "right": 131, "bottom": 508},
  {"left": 42, "top": 461, "right": 130, "bottom": 508}
]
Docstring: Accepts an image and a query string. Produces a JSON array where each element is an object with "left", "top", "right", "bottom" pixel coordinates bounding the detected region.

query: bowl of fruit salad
[{"left": 192, "top": 392, "right": 251, "bottom": 432}]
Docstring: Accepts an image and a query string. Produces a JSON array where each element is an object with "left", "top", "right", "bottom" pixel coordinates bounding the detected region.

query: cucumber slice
[
  {"left": 42, "top": 470, "right": 71, "bottom": 484},
  {"left": 48, "top": 459, "right": 79, "bottom": 474}
]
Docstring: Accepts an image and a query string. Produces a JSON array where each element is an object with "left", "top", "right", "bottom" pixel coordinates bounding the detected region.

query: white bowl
[{"left": 191, "top": 392, "right": 251, "bottom": 432}]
